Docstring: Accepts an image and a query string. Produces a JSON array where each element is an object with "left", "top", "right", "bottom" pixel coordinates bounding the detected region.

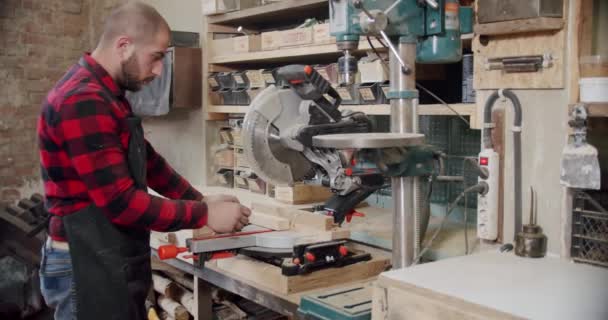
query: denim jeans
[{"left": 39, "top": 239, "right": 76, "bottom": 320}]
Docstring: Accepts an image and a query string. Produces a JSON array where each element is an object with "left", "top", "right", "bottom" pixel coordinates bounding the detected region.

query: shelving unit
[{"left": 201, "top": 0, "right": 481, "bottom": 197}]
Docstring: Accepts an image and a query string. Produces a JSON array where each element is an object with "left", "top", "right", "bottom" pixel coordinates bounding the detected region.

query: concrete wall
[{"left": 140, "top": 0, "right": 204, "bottom": 185}]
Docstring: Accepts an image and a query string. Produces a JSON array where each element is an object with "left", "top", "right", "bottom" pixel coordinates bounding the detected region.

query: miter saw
[{"left": 242, "top": 65, "right": 437, "bottom": 226}]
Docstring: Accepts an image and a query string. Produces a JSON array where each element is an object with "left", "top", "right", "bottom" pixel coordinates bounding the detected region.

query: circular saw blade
[{"left": 242, "top": 86, "right": 314, "bottom": 186}]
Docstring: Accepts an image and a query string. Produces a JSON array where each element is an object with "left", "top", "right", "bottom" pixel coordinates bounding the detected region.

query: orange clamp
[{"left": 158, "top": 245, "right": 188, "bottom": 260}]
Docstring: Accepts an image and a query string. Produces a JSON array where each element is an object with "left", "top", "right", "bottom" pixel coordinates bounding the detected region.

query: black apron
[{"left": 61, "top": 58, "right": 151, "bottom": 320}]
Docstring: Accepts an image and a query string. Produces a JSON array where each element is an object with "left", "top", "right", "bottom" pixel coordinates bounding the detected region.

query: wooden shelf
[
  {"left": 570, "top": 103, "right": 608, "bottom": 118},
  {"left": 474, "top": 17, "right": 564, "bottom": 36},
  {"left": 207, "top": 0, "right": 327, "bottom": 26},
  {"left": 208, "top": 103, "right": 477, "bottom": 118},
  {"left": 210, "top": 39, "right": 385, "bottom": 64}
]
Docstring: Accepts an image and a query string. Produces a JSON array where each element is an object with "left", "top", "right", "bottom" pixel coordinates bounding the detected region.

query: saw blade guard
[{"left": 242, "top": 85, "right": 314, "bottom": 186}]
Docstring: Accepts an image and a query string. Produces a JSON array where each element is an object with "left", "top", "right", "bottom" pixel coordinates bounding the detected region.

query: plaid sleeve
[
  {"left": 58, "top": 93, "right": 207, "bottom": 231},
  {"left": 145, "top": 140, "right": 204, "bottom": 201}
]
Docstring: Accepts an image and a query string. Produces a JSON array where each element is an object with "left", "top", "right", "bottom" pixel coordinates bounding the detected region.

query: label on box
[
  {"left": 247, "top": 71, "right": 264, "bottom": 88},
  {"left": 234, "top": 75, "right": 244, "bottom": 84},
  {"left": 208, "top": 77, "right": 219, "bottom": 88},
  {"left": 263, "top": 73, "right": 275, "bottom": 83},
  {"left": 445, "top": 2, "right": 460, "bottom": 30},
  {"left": 337, "top": 87, "right": 352, "bottom": 101},
  {"left": 233, "top": 36, "right": 248, "bottom": 52},
  {"left": 359, "top": 87, "right": 375, "bottom": 101}
]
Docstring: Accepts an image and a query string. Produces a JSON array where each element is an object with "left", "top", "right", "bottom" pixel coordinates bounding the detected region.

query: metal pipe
[{"left": 390, "top": 41, "right": 417, "bottom": 268}]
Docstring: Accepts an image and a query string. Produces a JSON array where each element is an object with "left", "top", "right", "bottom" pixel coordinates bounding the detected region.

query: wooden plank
[
  {"left": 569, "top": 103, "right": 608, "bottom": 118},
  {"left": 474, "top": 17, "right": 564, "bottom": 36},
  {"left": 472, "top": 29, "right": 566, "bottom": 89},
  {"left": 249, "top": 211, "right": 291, "bottom": 230},
  {"left": 207, "top": 0, "right": 326, "bottom": 25},
  {"left": 251, "top": 202, "right": 334, "bottom": 231},
  {"left": 216, "top": 254, "right": 389, "bottom": 294},
  {"left": 568, "top": 0, "right": 583, "bottom": 104}
]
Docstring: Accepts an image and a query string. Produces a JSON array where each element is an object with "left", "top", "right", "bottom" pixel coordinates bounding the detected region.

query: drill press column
[{"left": 390, "top": 38, "right": 418, "bottom": 269}]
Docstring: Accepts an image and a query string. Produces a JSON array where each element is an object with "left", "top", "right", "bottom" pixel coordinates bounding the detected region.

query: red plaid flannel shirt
[{"left": 38, "top": 54, "right": 207, "bottom": 241}]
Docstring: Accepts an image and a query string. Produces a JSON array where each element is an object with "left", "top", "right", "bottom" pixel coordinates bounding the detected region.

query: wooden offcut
[
  {"left": 474, "top": 17, "right": 564, "bottom": 36},
  {"left": 274, "top": 183, "right": 333, "bottom": 204}
]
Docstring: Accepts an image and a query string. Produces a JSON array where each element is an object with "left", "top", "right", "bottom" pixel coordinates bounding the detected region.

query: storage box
[
  {"left": 208, "top": 72, "right": 221, "bottom": 91},
  {"left": 247, "top": 174, "right": 266, "bottom": 194},
  {"left": 262, "top": 68, "right": 277, "bottom": 86},
  {"left": 314, "top": 64, "right": 338, "bottom": 85},
  {"left": 281, "top": 27, "right": 313, "bottom": 47},
  {"left": 209, "top": 90, "right": 223, "bottom": 105},
  {"left": 234, "top": 170, "right": 249, "bottom": 189},
  {"left": 358, "top": 82, "right": 381, "bottom": 104},
  {"left": 219, "top": 128, "right": 234, "bottom": 145},
  {"left": 233, "top": 88, "right": 250, "bottom": 105},
  {"left": 233, "top": 34, "right": 261, "bottom": 53},
  {"left": 247, "top": 87, "right": 262, "bottom": 102},
  {"left": 234, "top": 148, "right": 249, "bottom": 168},
  {"left": 477, "top": 0, "right": 563, "bottom": 23},
  {"left": 379, "top": 81, "right": 390, "bottom": 104},
  {"left": 232, "top": 71, "right": 250, "bottom": 89},
  {"left": 246, "top": 69, "right": 266, "bottom": 88},
  {"left": 231, "top": 128, "right": 242, "bottom": 147},
  {"left": 214, "top": 148, "right": 235, "bottom": 168},
  {"left": 336, "top": 84, "right": 361, "bottom": 105},
  {"left": 217, "top": 72, "right": 235, "bottom": 89},
  {"left": 210, "top": 37, "right": 234, "bottom": 57},
  {"left": 313, "top": 23, "right": 335, "bottom": 44},
  {"left": 202, "top": 0, "right": 260, "bottom": 16},
  {"left": 359, "top": 59, "right": 388, "bottom": 83},
  {"left": 220, "top": 89, "right": 236, "bottom": 105},
  {"left": 215, "top": 168, "right": 234, "bottom": 188},
  {"left": 261, "top": 31, "right": 282, "bottom": 50}
]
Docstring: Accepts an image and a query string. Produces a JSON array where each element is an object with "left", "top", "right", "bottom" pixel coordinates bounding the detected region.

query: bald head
[{"left": 98, "top": 1, "right": 170, "bottom": 49}]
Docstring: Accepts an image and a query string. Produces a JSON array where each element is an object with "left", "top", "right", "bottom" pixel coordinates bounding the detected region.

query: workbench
[{"left": 149, "top": 186, "right": 480, "bottom": 319}]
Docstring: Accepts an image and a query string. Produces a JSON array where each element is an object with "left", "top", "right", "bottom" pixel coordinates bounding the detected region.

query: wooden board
[
  {"left": 250, "top": 202, "right": 334, "bottom": 231},
  {"left": 216, "top": 254, "right": 389, "bottom": 294},
  {"left": 472, "top": 29, "right": 566, "bottom": 89},
  {"left": 274, "top": 184, "right": 333, "bottom": 205},
  {"left": 474, "top": 17, "right": 564, "bottom": 36}
]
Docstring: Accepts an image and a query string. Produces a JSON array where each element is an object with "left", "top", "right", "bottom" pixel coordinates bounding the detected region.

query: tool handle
[{"left": 157, "top": 245, "right": 188, "bottom": 260}]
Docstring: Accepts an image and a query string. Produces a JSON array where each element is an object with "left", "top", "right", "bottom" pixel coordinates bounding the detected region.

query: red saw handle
[{"left": 158, "top": 245, "right": 188, "bottom": 260}]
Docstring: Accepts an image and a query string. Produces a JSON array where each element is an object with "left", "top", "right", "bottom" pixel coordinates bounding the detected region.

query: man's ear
[{"left": 116, "top": 36, "right": 134, "bottom": 60}]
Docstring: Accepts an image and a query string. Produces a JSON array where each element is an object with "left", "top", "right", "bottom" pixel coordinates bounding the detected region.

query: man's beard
[{"left": 120, "top": 54, "right": 153, "bottom": 92}]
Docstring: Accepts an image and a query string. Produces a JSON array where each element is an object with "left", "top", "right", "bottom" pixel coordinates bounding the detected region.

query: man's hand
[{"left": 205, "top": 196, "right": 251, "bottom": 233}]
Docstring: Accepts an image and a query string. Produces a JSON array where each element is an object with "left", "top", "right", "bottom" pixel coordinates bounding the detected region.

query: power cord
[
  {"left": 413, "top": 181, "right": 488, "bottom": 264},
  {"left": 365, "top": 36, "right": 471, "bottom": 127}
]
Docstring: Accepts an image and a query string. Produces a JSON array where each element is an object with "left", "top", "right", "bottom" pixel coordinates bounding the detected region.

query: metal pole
[{"left": 390, "top": 40, "right": 417, "bottom": 269}]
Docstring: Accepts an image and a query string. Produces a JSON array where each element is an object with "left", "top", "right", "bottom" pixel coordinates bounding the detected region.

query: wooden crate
[
  {"left": 280, "top": 27, "right": 313, "bottom": 48},
  {"left": 233, "top": 34, "right": 262, "bottom": 53}
]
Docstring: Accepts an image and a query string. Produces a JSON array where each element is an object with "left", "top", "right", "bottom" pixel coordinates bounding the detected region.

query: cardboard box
[
  {"left": 202, "top": 0, "right": 260, "bottom": 16},
  {"left": 261, "top": 31, "right": 282, "bottom": 51},
  {"left": 210, "top": 37, "right": 234, "bottom": 57},
  {"left": 246, "top": 69, "right": 265, "bottom": 88},
  {"left": 214, "top": 148, "right": 234, "bottom": 167},
  {"left": 359, "top": 59, "right": 388, "bottom": 83},
  {"left": 234, "top": 148, "right": 249, "bottom": 168},
  {"left": 313, "top": 23, "right": 335, "bottom": 44},
  {"left": 232, "top": 71, "right": 249, "bottom": 89},
  {"left": 215, "top": 169, "right": 234, "bottom": 188},
  {"left": 233, "top": 35, "right": 261, "bottom": 53},
  {"left": 281, "top": 27, "right": 313, "bottom": 47}
]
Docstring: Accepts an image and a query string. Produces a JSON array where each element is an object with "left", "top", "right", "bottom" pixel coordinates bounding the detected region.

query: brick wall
[{"left": 0, "top": 0, "right": 123, "bottom": 206}]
